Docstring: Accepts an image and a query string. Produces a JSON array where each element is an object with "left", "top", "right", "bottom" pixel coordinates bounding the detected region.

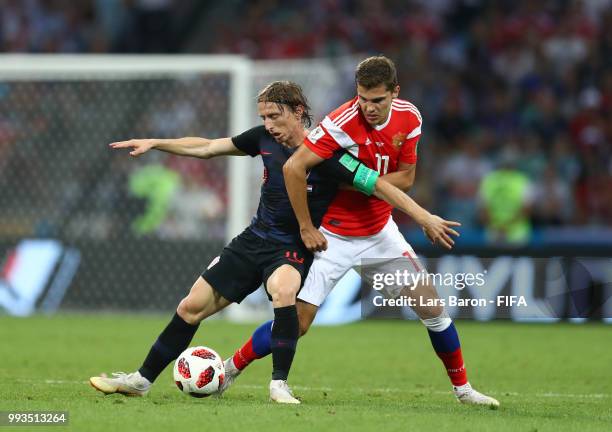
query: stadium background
[
  {"left": 1, "top": 2, "right": 611, "bottom": 431},
  {"left": 0, "top": 0, "right": 611, "bottom": 319}
]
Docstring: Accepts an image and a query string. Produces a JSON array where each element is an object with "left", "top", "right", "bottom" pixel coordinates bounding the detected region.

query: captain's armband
[
  {"left": 353, "top": 163, "right": 379, "bottom": 196},
  {"left": 321, "top": 151, "right": 379, "bottom": 196},
  {"left": 336, "top": 152, "right": 379, "bottom": 196}
]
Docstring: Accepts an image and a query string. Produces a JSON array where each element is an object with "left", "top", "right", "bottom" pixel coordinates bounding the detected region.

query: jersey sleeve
[
  {"left": 317, "top": 150, "right": 379, "bottom": 196},
  {"left": 231, "top": 126, "right": 265, "bottom": 157},
  {"left": 304, "top": 124, "right": 342, "bottom": 159},
  {"left": 399, "top": 134, "right": 420, "bottom": 164},
  {"left": 399, "top": 117, "right": 422, "bottom": 164}
]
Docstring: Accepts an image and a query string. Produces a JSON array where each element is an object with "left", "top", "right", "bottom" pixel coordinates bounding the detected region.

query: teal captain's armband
[
  {"left": 339, "top": 153, "right": 360, "bottom": 172},
  {"left": 353, "top": 163, "right": 379, "bottom": 195}
]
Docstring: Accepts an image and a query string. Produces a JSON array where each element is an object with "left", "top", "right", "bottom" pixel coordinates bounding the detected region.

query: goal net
[{"left": 0, "top": 55, "right": 251, "bottom": 314}]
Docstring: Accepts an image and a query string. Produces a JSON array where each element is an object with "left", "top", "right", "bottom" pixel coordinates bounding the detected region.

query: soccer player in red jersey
[{"left": 222, "top": 57, "right": 499, "bottom": 407}]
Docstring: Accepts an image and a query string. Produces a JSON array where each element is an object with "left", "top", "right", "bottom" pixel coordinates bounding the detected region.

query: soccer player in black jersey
[{"left": 90, "top": 81, "right": 459, "bottom": 403}]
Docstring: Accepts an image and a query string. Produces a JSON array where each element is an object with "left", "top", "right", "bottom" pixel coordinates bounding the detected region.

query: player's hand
[
  {"left": 421, "top": 215, "right": 461, "bottom": 250},
  {"left": 300, "top": 225, "right": 328, "bottom": 252},
  {"left": 109, "top": 139, "right": 156, "bottom": 156}
]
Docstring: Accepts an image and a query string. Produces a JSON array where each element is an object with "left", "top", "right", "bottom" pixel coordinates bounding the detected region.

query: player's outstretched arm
[
  {"left": 109, "top": 137, "right": 245, "bottom": 159},
  {"left": 373, "top": 178, "right": 460, "bottom": 250},
  {"left": 315, "top": 150, "right": 458, "bottom": 249},
  {"left": 283, "top": 145, "right": 328, "bottom": 252}
]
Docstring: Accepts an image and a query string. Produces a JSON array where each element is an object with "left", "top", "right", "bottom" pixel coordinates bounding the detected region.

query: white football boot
[
  {"left": 89, "top": 371, "right": 151, "bottom": 397},
  {"left": 453, "top": 382, "right": 500, "bottom": 407},
  {"left": 215, "top": 358, "right": 241, "bottom": 396},
  {"left": 269, "top": 380, "right": 300, "bottom": 404}
]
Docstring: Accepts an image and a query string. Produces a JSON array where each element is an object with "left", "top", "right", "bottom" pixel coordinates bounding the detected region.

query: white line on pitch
[{"left": 34, "top": 380, "right": 612, "bottom": 399}]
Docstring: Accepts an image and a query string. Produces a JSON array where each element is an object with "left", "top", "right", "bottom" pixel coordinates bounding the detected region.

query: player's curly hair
[
  {"left": 355, "top": 56, "right": 398, "bottom": 91},
  {"left": 257, "top": 81, "right": 313, "bottom": 127}
]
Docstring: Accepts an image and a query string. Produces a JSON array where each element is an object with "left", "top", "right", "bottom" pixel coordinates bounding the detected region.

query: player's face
[
  {"left": 357, "top": 84, "right": 400, "bottom": 127},
  {"left": 257, "top": 102, "right": 302, "bottom": 145}
]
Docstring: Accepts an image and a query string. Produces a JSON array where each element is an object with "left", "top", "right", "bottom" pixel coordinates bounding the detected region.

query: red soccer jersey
[{"left": 305, "top": 96, "right": 422, "bottom": 236}]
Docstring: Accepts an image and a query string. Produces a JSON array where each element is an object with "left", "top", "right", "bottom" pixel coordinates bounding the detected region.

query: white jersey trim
[
  {"left": 333, "top": 100, "right": 359, "bottom": 126},
  {"left": 392, "top": 100, "right": 422, "bottom": 123},
  {"left": 406, "top": 125, "right": 422, "bottom": 139},
  {"left": 347, "top": 144, "right": 359, "bottom": 157},
  {"left": 374, "top": 106, "right": 393, "bottom": 131},
  {"left": 336, "top": 110, "right": 359, "bottom": 128},
  {"left": 322, "top": 116, "right": 357, "bottom": 149}
]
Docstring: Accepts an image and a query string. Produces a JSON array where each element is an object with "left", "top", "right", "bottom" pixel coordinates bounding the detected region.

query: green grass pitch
[{"left": 1, "top": 315, "right": 611, "bottom": 432}]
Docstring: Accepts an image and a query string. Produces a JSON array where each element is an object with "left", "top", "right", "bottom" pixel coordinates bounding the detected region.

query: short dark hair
[
  {"left": 355, "top": 56, "right": 398, "bottom": 91},
  {"left": 256, "top": 81, "right": 313, "bottom": 127}
]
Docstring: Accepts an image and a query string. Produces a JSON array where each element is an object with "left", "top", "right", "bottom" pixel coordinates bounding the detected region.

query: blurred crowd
[
  {"left": 1, "top": 0, "right": 611, "bottom": 242},
  {"left": 0, "top": 0, "right": 201, "bottom": 53},
  {"left": 0, "top": 77, "right": 230, "bottom": 240}
]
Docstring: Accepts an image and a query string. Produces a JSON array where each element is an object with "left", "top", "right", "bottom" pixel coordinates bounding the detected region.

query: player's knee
[
  {"left": 410, "top": 281, "right": 444, "bottom": 319},
  {"left": 410, "top": 295, "right": 444, "bottom": 319},
  {"left": 266, "top": 266, "right": 301, "bottom": 307},
  {"left": 269, "top": 284, "right": 299, "bottom": 307},
  {"left": 176, "top": 297, "right": 205, "bottom": 325},
  {"left": 417, "top": 304, "right": 444, "bottom": 319}
]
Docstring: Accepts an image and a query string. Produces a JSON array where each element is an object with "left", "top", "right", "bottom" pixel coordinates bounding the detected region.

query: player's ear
[
  {"left": 294, "top": 105, "right": 304, "bottom": 120},
  {"left": 392, "top": 85, "right": 400, "bottom": 99}
]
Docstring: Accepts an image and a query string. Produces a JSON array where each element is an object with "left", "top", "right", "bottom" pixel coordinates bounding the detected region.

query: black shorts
[{"left": 201, "top": 228, "right": 313, "bottom": 304}]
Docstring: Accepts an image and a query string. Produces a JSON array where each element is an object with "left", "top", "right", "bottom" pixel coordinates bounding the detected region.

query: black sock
[
  {"left": 271, "top": 305, "right": 299, "bottom": 381},
  {"left": 138, "top": 312, "right": 199, "bottom": 383}
]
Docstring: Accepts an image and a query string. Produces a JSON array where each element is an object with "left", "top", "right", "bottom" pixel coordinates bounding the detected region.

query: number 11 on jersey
[{"left": 375, "top": 153, "right": 389, "bottom": 174}]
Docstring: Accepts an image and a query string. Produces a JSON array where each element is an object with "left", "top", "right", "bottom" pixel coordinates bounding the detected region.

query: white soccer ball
[{"left": 173, "top": 346, "right": 225, "bottom": 398}]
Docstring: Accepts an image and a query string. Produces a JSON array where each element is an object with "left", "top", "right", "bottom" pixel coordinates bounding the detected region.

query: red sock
[
  {"left": 232, "top": 337, "right": 261, "bottom": 370},
  {"left": 436, "top": 348, "right": 468, "bottom": 386}
]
